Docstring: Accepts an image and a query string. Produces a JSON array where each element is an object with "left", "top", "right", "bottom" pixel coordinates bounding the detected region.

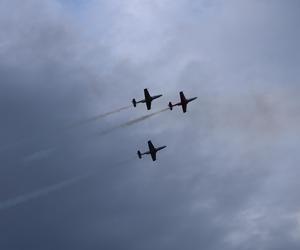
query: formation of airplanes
[
  {"left": 134, "top": 88, "right": 197, "bottom": 161},
  {"left": 132, "top": 88, "right": 197, "bottom": 113}
]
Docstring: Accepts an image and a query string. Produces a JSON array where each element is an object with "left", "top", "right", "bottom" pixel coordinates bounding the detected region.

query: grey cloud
[{"left": 0, "top": 0, "right": 299, "bottom": 250}]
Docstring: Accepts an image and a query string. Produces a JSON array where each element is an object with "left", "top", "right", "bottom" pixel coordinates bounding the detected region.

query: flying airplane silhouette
[
  {"left": 137, "top": 140, "right": 166, "bottom": 161},
  {"left": 132, "top": 88, "right": 163, "bottom": 110},
  {"left": 169, "top": 91, "right": 197, "bottom": 113}
]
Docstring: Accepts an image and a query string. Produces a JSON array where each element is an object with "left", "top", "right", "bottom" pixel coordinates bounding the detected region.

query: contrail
[
  {"left": 0, "top": 174, "right": 90, "bottom": 211},
  {"left": 19, "top": 107, "right": 161, "bottom": 163},
  {"left": 0, "top": 106, "right": 131, "bottom": 157},
  {"left": 24, "top": 108, "right": 168, "bottom": 161},
  {"left": 15, "top": 108, "right": 167, "bottom": 163},
  {"left": 0, "top": 140, "right": 23, "bottom": 153},
  {"left": 66, "top": 105, "right": 132, "bottom": 129},
  {"left": 98, "top": 108, "right": 169, "bottom": 136},
  {"left": 0, "top": 158, "right": 135, "bottom": 211},
  {"left": 120, "top": 108, "right": 169, "bottom": 127}
]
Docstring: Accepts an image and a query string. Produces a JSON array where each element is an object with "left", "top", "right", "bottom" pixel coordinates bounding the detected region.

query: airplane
[
  {"left": 137, "top": 140, "right": 166, "bottom": 162},
  {"left": 132, "top": 88, "right": 163, "bottom": 110},
  {"left": 168, "top": 91, "right": 197, "bottom": 113}
]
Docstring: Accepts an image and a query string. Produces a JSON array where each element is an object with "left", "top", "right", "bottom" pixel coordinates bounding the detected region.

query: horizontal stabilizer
[
  {"left": 168, "top": 102, "right": 173, "bottom": 110},
  {"left": 137, "top": 150, "right": 142, "bottom": 159},
  {"left": 132, "top": 99, "right": 137, "bottom": 107}
]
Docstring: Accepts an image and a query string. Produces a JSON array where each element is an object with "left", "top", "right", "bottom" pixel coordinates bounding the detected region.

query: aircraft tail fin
[
  {"left": 137, "top": 150, "right": 142, "bottom": 159},
  {"left": 168, "top": 102, "right": 173, "bottom": 110},
  {"left": 132, "top": 99, "right": 137, "bottom": 107}
]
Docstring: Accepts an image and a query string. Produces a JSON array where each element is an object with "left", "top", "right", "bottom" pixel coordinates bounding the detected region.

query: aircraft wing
[
  {"left": 146, "top": 100, "right": 151, "bottom": 110},
  {"left": 144, "top": 89, "right": 151, "bottom": 100},
  {"left": 150, "top": 151, "right": 157, "bottom": 161},
  {"left": 180, "top": 92, "right": 187, "bottom": 113},
  {"left": 180, "top": 91, "right": 186, "bottom": 103},
  {"left": 144, "top": 89, "right": 152, "bottom": 110},
  {"left": 182, "top": 102, "right": 187, "bottom": 113},
  {"left": 148, "top": 140, "right": 155, "bottom": 152},
  {"left": 148, "top": 140, "right": 157, "bottom": 161}
]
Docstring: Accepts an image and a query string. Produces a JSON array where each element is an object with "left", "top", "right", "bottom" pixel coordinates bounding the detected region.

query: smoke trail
[
  {"left": 16, "top": 108, "right": 167, "bottom": 163},
  {"left": 120, "top": 108, "right": 169, "bottom": 128},
  {"left": 0, "top": 140, "right": 24, "bottom": 153},
  {"left": 0, "top": 174, "right": 90, "bottom": 211},
  {"left": 23, "top": 148, "right": 56, "bottom": 164},
  {"left": 25, "top": 108, "right": 168, "bottom": 161},
  {"left": 17, "top": 108, "right": 167, "bottom": 163},
  {"left": 0, "top": 158, "right": 135, "bottom": 211},
  {"left": 18, "top": 106, "right": 160, "bottom": 163},
  {"left": 0, "top": 106, "right": 131, "bottom": 157},
  {"left": 98, "top": 108, "right": 169, "bottom": 136},
  {"left": 66, "top": 105, "right": 132, "bottom": 129}
]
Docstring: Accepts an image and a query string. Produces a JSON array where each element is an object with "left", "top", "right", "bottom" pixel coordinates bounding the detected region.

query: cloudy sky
[{"left": 0, "top": 0, "right": 299, "bottom": 249}]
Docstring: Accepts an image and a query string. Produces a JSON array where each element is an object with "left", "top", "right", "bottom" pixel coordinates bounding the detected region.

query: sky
[{"left": 0, "top": 0, "right": 299, "bottom": 249}]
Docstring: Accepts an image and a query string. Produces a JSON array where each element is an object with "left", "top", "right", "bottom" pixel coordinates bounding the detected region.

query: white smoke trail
[
  {"left": 66, "top": 105, "right": 132, "bottom": 129},
  {"left": 120, "top": 108, "right": 169, "bottom": 127},
  {"left": 98, "top": 108, "right": 169, "bottom": 136},
  {"left": 0, "top": 105, "right": 132, "bottom": 160},
  {"left": 0, "top": 174, "right": 90, "bottom": 211},
  {"left": 0, "top": 158, "right": 136, "bottom": 211}
]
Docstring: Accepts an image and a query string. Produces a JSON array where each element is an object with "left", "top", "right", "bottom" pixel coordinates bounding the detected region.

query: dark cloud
[{"left": 0, "top": 0, "right": 299, "bottom": 250}]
